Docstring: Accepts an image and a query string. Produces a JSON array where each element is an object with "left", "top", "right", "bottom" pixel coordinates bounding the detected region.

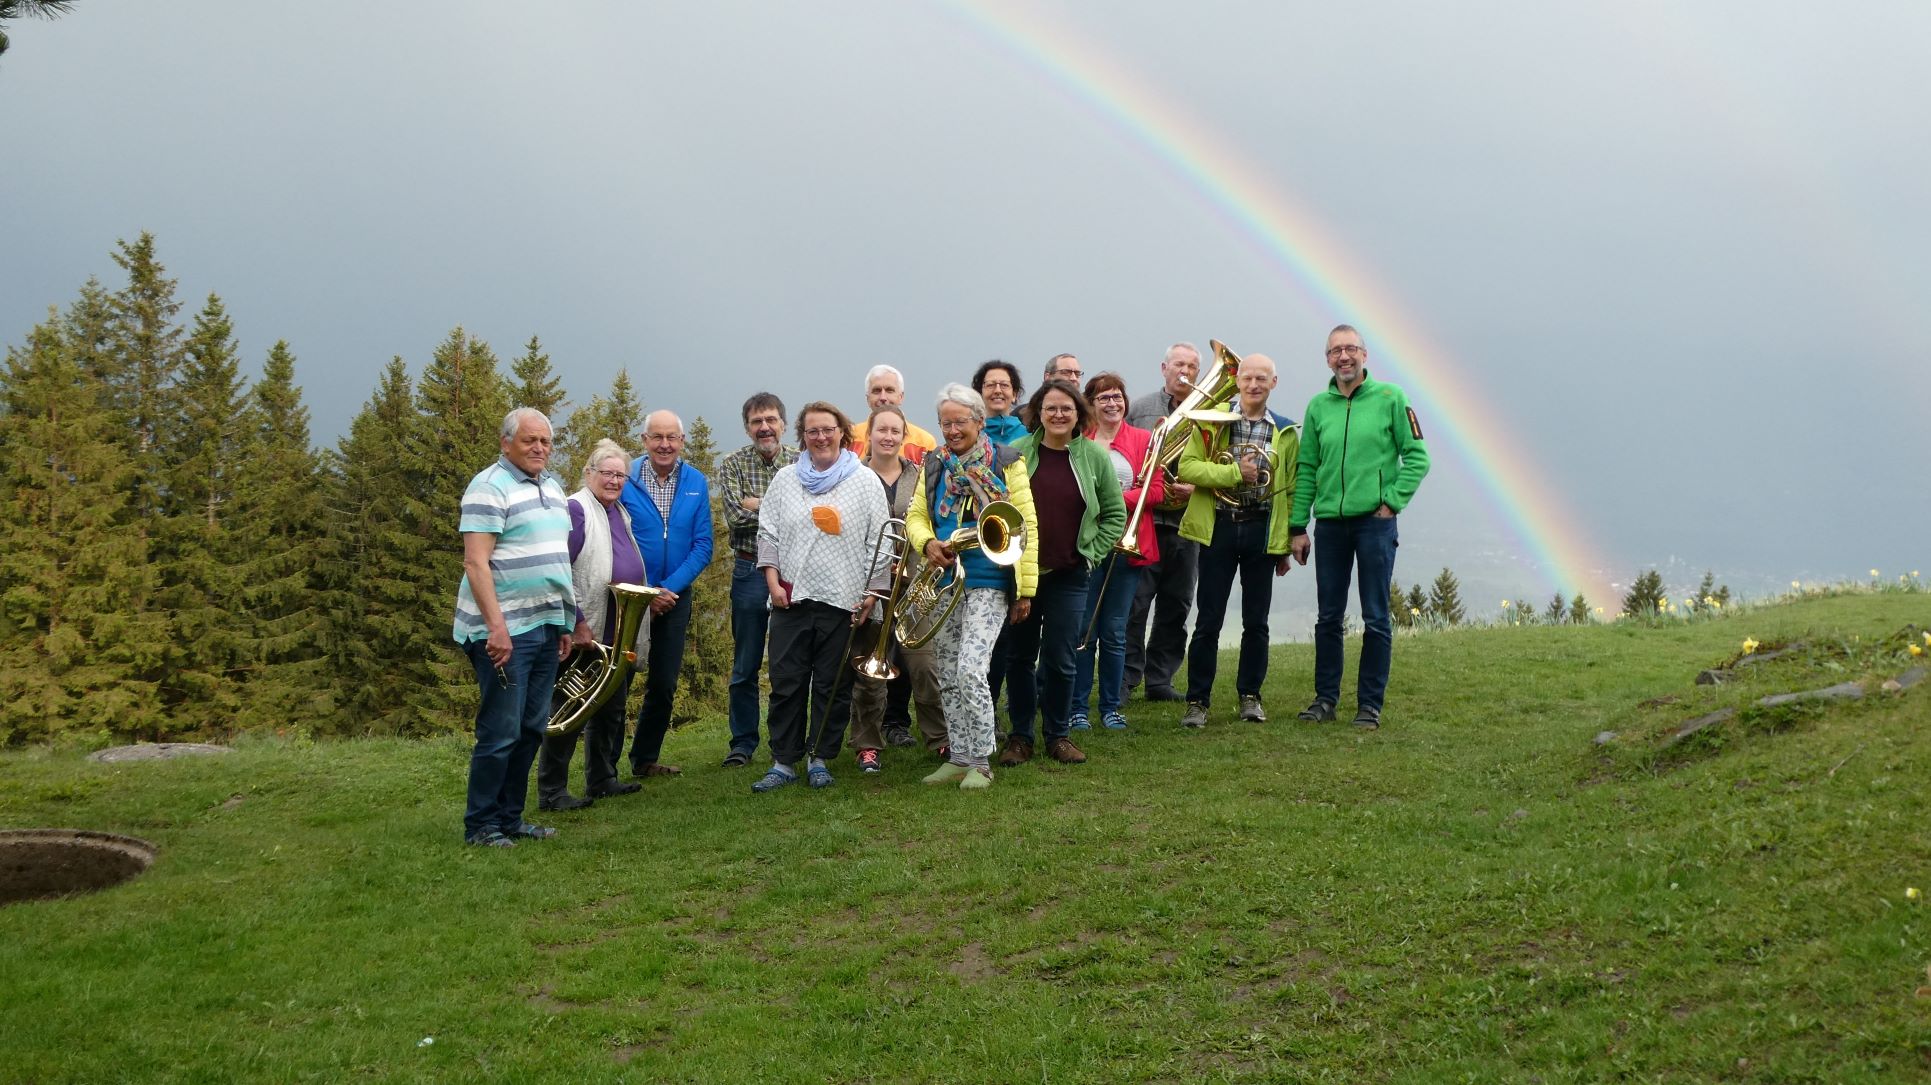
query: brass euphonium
[
  {"left": 1149, "top": 340, "right": 1243, "bottom": 511},
  {"left": 895, "top": 476, "right": 1025, "bottom": 650},
  {"left": 546, "top": 581, "right": 661, "bottom": 737}
]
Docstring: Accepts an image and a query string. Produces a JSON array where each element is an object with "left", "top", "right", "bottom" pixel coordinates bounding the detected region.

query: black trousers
[
  {"left": 1126, "top": 518, "right": 1199, "bottom": 694},
  {"left": 537, "top": 670, "right": 630, "bottom": 800},
  {"left": 766, "top": 600, "right": 860, "bottom": 766}
]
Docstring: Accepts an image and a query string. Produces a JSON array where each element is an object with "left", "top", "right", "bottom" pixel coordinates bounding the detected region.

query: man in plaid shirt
[{"left": 715, "top": 392, "right": 796, "bottom": 767}]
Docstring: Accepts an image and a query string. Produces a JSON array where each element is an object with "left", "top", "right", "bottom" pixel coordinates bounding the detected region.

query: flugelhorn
[
  {"left": 896, "top": 477, "right": 1025, "bottom": 649},
  {"left": 546, "top": 581, "right": 661, "bottom": 737}
]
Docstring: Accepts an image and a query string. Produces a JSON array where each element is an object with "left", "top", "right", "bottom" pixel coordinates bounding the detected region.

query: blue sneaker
[
  {"left": 808, "top": 762, "right": 835, "bottom": 789},
  {"left": 1103, "top": 711, "right": 1128, "bottom": 730},
  {"left": 1068, "top": 711, "right": 1091, "bottom": 731},
  {"left": 751, "top": 767, "right": 797, "bottom": 793}
]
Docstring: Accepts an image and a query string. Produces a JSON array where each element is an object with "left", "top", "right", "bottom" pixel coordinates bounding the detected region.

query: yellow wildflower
[
  {"left": 1500, "top": 599, "right": 1511, "bottom": 609},
  {"left": 1742, "top": 638, "right": 1759, "bottom": 654},
  {"left": 1410, "top": 607, "right": 1421, "bottom": 616},
  {"left": 1790, "top": 580, "right": 1801, "bottom": 590},
  {"left": 1909, "top": 887, "right": 1922, "bottom": 901},
  {"left": 1911, "top": 644, "right": 1924, "bottom": 657},
  {"left": 1594, "top": 607, "right": 1604, "bottom": 615},
  {"left": 1922, "top": 632, "right": 1930, "bottom": 647},
  {"left": 1871, "top": 569, "right": 1880, "bottom": 578}
]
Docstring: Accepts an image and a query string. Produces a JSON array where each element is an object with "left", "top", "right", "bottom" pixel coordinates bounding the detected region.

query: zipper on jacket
[{"left": 1337, "top": 396, "right": 1355, "bottom": 515}]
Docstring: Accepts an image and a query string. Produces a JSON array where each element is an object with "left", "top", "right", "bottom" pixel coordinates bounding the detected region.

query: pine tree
[
  {"left": 557, "top": 367, "right": 645, "bottom": 480},
  {"left": 1405, "top": 584, "right": 1427, "bottom": 624},
  {"left": 1545, "top": 593, "right": 1566, "bottom": 624},
  {"left": 1569, "top": 593, "right": 1591, "bottom": 625},
  {"left": 511, "top": 334, "right": 569, "bottom": 453},
  {"left": 0, "top": 315, "right": 171, "bottom": 742},
  {"left": 106, "top": 233, "right": 185, "bottom": 519},
  {"left": 673, "top": 415, "right": 731, "bottom": 717},
  {"left": 1621, "top": 569, "right": 1666, "bottom": 618},
  {"left": 1392, "top": 578, "right": 1414, "bottom": 628},
  {"left": 1427, "top": 567, "right": 1466, "bottom": 626}
]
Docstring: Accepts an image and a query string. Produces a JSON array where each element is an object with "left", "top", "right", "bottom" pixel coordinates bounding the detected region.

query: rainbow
[{"left": 944, "top": 0, "right": 1617, "bottom": 600}]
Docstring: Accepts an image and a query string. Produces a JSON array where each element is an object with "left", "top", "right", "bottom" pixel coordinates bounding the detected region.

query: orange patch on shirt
[{"left": 811, "top": 505, "right": 843, "bottom": 535}]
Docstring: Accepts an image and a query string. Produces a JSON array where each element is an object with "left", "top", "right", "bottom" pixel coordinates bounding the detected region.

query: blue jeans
[
  {"left": 1313, "top": 513, "right": 1399, "bottom": 713},
  {"left": 1073, "top": 554, "right": 1140, "bottom": 717},
  {"left": 463, "top": 625, "right": 561, "bottom": 839},
  {"left": 632, "top": 592, "right": 692, "bottom": 771},
  {"left": 1006, "top": 565, "right": 1091, "bottom": 744},
  {"left": 1185, "top": 514, "right": 1277, "bottom": 706},
  {"left": 727, "top": 558, "right": 771, "bottom": 756}
]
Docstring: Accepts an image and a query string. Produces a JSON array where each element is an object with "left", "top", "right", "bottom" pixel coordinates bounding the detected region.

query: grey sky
[{"left": 4, "top": 1, "right": 1926, "bottom": 612}]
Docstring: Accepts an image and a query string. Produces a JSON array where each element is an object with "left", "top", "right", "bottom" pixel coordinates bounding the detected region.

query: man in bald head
[
  {"left": 618, "top": 409, "right": 715, "bottom": 778},
  {"left": 1172, "top": 352, "right": 1300, "bottom": 728}
]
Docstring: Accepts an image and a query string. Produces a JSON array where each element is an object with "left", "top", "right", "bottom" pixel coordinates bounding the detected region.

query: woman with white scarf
[
  {"left": 536, "top": 439, "right": 652, "bottom": 811},
  {"left": 752, "top": 402, "right": 893, "bottom": 793}
]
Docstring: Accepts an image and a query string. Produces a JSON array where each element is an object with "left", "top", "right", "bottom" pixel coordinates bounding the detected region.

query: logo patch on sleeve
[{"left": 1406, "top": 408, "right": 1424, "bottom": 440}]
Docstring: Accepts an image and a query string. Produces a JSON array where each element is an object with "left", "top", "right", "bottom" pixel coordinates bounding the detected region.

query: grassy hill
[{"left": 2, "top": 592, "right": 1926, "bottom": 1083}]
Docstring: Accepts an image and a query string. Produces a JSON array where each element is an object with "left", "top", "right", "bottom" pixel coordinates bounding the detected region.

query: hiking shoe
[
  {"left": 1145, "top": 686, "right": 1183, "bottom": 702},
  {"left": 857, "top": 748, "right": 882, "bottom": 774},
  {"left": 721, "top": 750, "right": 753, "bottom": 768},
  {"left": 1352, "top": 707, "right": 1381, "bottom": 731},
  {"left": 1297, "top": 699, "right": 1337, "bottom": 723},
  {"left": 1046, "top": 737, "right": 1087, "bottom": 764},
  {"left": 1238, "top": 695, "right": 1267, "bottom": 723},
  {"left": 1180, "top": 702, "right": 1209, "bottom": 729},
  {"left": 883, "top": 725, "right": 916, "bottom": 749},
  {"left": 538, "top": 794, "right": 592, "bottom": 812},
  {"left": 508, "top": 823, "right": 557, "bottom": 840},
  {"left": 923, "top": 762, "right": 969, "bottom": 785},
  {"left": 959, "top": 768, "right": 994, "bottom": 790},
  {"left": 997, "top": 736, "right": 1035, "bottom": 767},
  {"left": 1102, "top": 711, "right": 1128, "bottom": 730},
  {"left": 588, "top": 781, "right": 642, "bottom": 798},
  {"left": 1068, "top": 711, "right": 1090, "bottom": 731},
  {"left": 751, "top": 767, "right": 797, "bottom": 793},
  {"left": 807, "top": 762, "right": 835, "bottom": 789},
  {"left": 466, "top": 831, "right": 515, "bottom": 848}
]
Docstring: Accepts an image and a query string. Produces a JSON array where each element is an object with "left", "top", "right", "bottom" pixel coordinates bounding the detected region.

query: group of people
[{"left": 449, "top": 326, "right": 1429, "bottom": 847}]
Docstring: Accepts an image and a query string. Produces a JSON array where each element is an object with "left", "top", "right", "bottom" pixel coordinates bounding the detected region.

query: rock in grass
[
  {"left": 1666, "top": 708, "right": 1735, "bottom": 745},
  {"left": 1893, "top": 666, "right": 1926, "bottom": 691},
  {"left": 1756, "top": 681, "right": 1864, "bottom": 708},
  {"left": 1594, "top": 731, "right": 1619, "bottom": 746}
]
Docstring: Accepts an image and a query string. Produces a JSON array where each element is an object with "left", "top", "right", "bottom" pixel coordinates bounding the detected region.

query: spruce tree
[
  {"left": 106, "top": 233, "right": 185, "bottom": 519},
  {"left": 558, "top": 367, "right": 645, "bottom": 479},
  {"left": 511, "top": 334, "right": 569, "bottom": 454},
  {"left": 1621, "top": 570, "right": 1666, "bottom": 618},
  {"left": 1392, "top": 578, "right": 1414, "bottom": 628},
  {"left": 1569, "top": 593, "right": 1591, "bottom": 625},
  {"left": 1405, "top": 584, "right": 1427, "bottom": 624},
  {"left": 673, "top": 415, "right": 730, "bottom": 716},
  {"left": 0, "top": 315, "right": 171, "bottom": 742},
  {"left": 1427, "top": 567, "right": 1466, "bottom": 625},
  {"left": 1545, "top": 593, "right": 1567, "bottom": 624}
]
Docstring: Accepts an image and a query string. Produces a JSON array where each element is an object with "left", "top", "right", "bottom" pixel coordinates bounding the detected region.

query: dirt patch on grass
[
  {"left": 0, "top": 829, "right": 155, "bottom": 905},
  {"left": 949, "top": 941, "right": 995, "bottom": 982}
]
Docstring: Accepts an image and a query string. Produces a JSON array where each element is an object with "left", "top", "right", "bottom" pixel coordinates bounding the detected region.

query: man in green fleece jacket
[{"left": 1287, "top": 325, "right": 1430, "bottom": 730}]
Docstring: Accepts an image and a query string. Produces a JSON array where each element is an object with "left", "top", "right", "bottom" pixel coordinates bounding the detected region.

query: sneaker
[
  {"left": 537, "top": 794, "right": 592, "bottom": 812},
  {"left": 923, "top": 762, "right": 969, "bottom": 785},
  {"left": 751, "top": 767, "right": 796, "bottom": 793},
  {"left": 1238, "top": 695, "right": 1267, "bottom": 723},
  {"left": 465, "top": 830, "right": 515, "bottom": 848},
  {"left": 1068, "top": 711, "right": 1090, "bottom": 731},
  {"left": 508, "top": 822, "right": 557, "bottom": 840},
  {"left": 1353, "top": 707, "right": 1382, "bottom": 731},
  {"left": 935, "top": 744, "right": 951, "bottom": 762},
  {"left": 997, "top": 735, "right": 1035, "bottom": 767},
  {"left": 1180, "top": 702, "right": 1209, "bottom": 729},
  {"left": 807, "top": 762, "right": 835, "bottom": 788},
  {"left": 883, "top": 725, "right": 916, "bottom": 749},
  {"left": 1296, "top": 700, "right": 1337, "bottom": 723},
  {"left": 1046, "top": 737, "right": 1087, "bottom": 764},
  {"left": 858, "top": 748, "right": 882, "bottom": 774},
  {"left": 1102, "top": 711, "right": 1128, "bottom": 730},
  {"left": 721, "top": 750, "right": 753, "bottom": 768},
  {"left": 959, "top": 768, "right": 994, "bottom": 790}
]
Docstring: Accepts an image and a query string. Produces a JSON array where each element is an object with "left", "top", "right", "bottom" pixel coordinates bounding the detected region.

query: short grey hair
[
  {"left": 864, "top": 364, "right": 904, "bottom": 390},
  {"left": 934, "top": 382, "right": 986, "bottom": 423},
  {"left": 580, "top": 438, "right": 630, "bottom": 484},
  {"left": 501, "top": 406, "right": 552, "bottom": 440},
  {"left": 1163, "top": 342, "right": 1200, "bottom": 366}
]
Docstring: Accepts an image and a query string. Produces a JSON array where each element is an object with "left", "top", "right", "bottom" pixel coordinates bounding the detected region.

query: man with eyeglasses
[
  {"left": 715, "top": 393, "right": 795, "bottom": 768},
  {"left": 1288, "top": 325, "right": 1430, "bottom": 731},
  {"left": 620, "top": 410, "right": 715, "bottom": 776},
  {"left": 1125, "top": 342, "right": 1204, "bottom": 702}
]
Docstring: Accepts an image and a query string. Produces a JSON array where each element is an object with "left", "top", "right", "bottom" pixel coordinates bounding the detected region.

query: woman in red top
[{"left": 1072, "top": 372, "right": 1163, "bottom": 730}]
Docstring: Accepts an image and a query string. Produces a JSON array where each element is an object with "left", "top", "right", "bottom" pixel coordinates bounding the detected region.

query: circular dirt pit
[
  {"left": 89, "top": 742, "right": 232, "bottom": 763},
  {"left": 0, "top": 829, "right": 156, "bottom": 906}
]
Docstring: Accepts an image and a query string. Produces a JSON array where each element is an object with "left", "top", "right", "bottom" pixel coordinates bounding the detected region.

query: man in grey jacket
[{"left": 1124, "top": 342, "right": 1202, "bottom": 702}]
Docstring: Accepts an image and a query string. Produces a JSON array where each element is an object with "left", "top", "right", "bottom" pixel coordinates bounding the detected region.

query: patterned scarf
[{"left": 934, "top": 434, "right": 1008, "bottom": 520}]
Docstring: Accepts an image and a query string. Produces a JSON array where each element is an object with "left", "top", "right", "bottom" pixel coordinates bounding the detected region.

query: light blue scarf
[{"left": 796, "top": 448, "right": 861, "bottom": 495}]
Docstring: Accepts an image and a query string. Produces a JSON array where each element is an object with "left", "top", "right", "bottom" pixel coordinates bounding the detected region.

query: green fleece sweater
[
  {"left": 1174, "top": 406, "right": 1301, "bottom": 553},
  {"left": 1288, "top": 372, "right": 1429, "bottom": 532},
  {"left": 1010, "top": 432, "right": 1128, "bottom": 569}
]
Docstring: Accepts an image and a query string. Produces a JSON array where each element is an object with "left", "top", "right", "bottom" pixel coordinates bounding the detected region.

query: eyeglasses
[
  {"left": 1041, "top": 405, "right": 1078, "bottom": 416},
  {"left": 1326, "top": 344, "right": 1365, "bottom": 358},
  {"left": 938, "top": 419, "right": 976, "bottom": 432},
  {"left": 802, "top": 427, "right": 841, "bottom": 440},
  {"left": 593, "top": 469, "right": 626, "bottom": 481},
  {"left": 979, "top": 379, "right": 1013, "bottom": 391},
  {"left": 645, "top": 434, "right": 681, "bottom": 444},
  {"left": 1091, "top": 392, "right": 1125, "bottom": 404}
]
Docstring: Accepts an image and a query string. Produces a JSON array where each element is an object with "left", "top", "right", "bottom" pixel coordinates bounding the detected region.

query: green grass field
[{"left": 3, "top": 592, "right": 1927, "bottom": 1083}]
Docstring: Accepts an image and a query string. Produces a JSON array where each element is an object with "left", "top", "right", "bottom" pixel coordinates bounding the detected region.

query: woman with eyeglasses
[
  {"left": 751, "top": 402, "right": 893, "bottom": 793},
  {"left": 535, "top": 440, "right": 652, "bottom": 812},
  {"left": 998, "top": 380, "right": 1126, "bottom": 769},
  {"left": 1070, "top": 372, "right": 1163, "bottom": 732}
]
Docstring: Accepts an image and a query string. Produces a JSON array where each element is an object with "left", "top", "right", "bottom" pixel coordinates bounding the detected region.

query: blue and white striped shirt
[{"left": 451, "top": 457, "right": 576, "bottom": 643}]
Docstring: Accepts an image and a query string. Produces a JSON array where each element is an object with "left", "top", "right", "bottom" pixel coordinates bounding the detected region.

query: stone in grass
[
  {"left": 1755, "top": 681, "right": 1865, "bottom": 708},
  {"left": 1890, "top": 666, "right": 1926, "bottom": 692},
  {"left": 1666, "top": 708, "right": 1735, "bottom": 746},
  {"left": 1700, "top": 643, "right": 1809, "bottom": 685},
  {"left": 88, "top": 743, "right": 233, "bottom": 763},
  {"left": 1594, "top": 731, "right": 1619, "bottom": 746}
]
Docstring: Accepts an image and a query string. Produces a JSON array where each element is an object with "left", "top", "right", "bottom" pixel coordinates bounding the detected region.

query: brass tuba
[
  {"left": 1148, "top": 340, "right": 1243, "bottom": 511},
  {"left": 895, "top": 476, "right": 1025, "bottom": 649},
  {"left": 546, "top": 581, "right": 661, "bottom": 737}
]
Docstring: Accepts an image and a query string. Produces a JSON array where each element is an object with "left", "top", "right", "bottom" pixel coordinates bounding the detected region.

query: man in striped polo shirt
[{"left": 454, "top": 407, "right": 577, "bottom": 848}]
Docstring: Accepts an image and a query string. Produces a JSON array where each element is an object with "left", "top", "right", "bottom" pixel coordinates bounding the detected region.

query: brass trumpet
[{"left": 546, "top": 581, "right": 661, "bottom": 737}]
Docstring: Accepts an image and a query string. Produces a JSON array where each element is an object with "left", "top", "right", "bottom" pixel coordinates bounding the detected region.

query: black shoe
[
  {"left": 882, "top": 725, "right": 917, "bottom": 749},
  {"left": 1296, "top": 700, "right": 1336, "bottom": 722},
  {"left": 720, "top": 750, "right": 752, "bottom": 768},
  {"left": 1352, "top": 707, "right": 1381, "bottom": 731},
  {"left": 1144, "top": 686, "right": 1183, "bottom": 703},
  {"left": 537, "top": 794, "right": 593, "bottom": 812},
  {"left": 588, "top": 781, "right": 642, "bottom": 798}
]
